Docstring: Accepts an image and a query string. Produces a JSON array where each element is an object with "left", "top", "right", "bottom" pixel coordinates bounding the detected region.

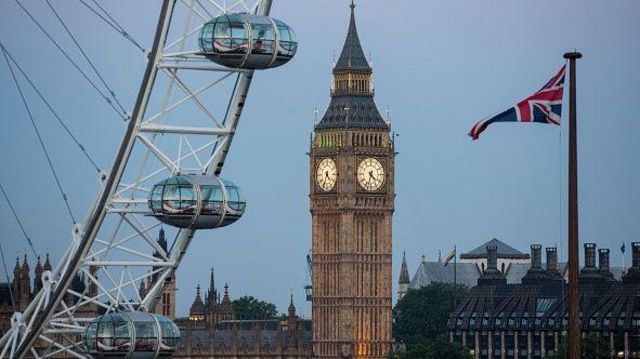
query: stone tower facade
[
  {"left": 310, "top": 3, "right": 394, "bottom": 358},
  {"left": 140, "top": 228, "right": 177, "bottom": 319}
]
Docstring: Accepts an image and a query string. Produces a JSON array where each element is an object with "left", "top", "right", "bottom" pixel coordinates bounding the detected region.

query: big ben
[{"left": 310, "top": 2, "right": 394, "bottom": 358}]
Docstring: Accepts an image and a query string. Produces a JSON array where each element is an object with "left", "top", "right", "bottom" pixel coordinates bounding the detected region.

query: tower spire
[
  {"left": 334, "top": 0, "right": 369, "bottom": 72},
  {"left": 288, "top": 293, "right": 297, "bottom": 319},
  {"left": 399, "top": 251, "right": 410, "bottom": 285},
  {"left": 316, "top": 3, "right": 387, "bottom": 130},
  {"left": 398, "top": 251, "right": 410, "bottom": 301}
]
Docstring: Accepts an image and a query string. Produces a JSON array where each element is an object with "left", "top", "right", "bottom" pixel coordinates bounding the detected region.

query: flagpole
[
  {"left": 454, "top": 245, "right": 457, "bottom": 288},
  {"left": 564, "top": 50, "right": 582, "bottom": 359},
  {"left": 622, "top": 243, "right": 626, "bottom": 274},
  {"left": 453, "top": 245, "right": 457, "bottom": 309}
]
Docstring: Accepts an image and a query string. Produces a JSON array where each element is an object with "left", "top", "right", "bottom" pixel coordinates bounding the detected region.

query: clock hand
[{"left": 325, "top": 171, "right": 330, "bottom": 179}]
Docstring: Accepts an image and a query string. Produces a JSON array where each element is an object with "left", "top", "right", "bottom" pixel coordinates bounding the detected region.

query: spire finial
[{"left": 350, "top": 0, "right": 355, "bottom": 10}]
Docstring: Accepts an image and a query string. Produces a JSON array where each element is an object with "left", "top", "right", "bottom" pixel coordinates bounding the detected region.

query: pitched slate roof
[
  {"left": 410, "top": 261, "right": 481, "bottom": 289},
  {"left": 460, "top": 238, "right": 530, "bottom": 260},
  {"left": 409, "top": 260, "right": 626, "bottom": 290},
  {"left": 334, "top": 3, "right": 370, "bottom": 72},
  {"left": 317, "top": 95, "right": 386, "bottom": 130}
]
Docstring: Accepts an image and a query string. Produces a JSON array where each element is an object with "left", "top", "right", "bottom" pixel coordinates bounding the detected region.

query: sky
[{"left": 0, "top": 0, "right": 639, "bottom": 318}]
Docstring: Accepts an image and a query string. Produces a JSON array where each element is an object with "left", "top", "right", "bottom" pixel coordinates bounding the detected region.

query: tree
[
  {"left": 231, "top": 295, "right": 279, "bottom": 320},
  {"left": 390, "top": 337, "right": 470, "bottom": 359},
  {"left": 547, "top": 334, "right": 610, "bottom": 359},
  {"left": 393, "top": 282, "right": 468, "bottom": 349}
]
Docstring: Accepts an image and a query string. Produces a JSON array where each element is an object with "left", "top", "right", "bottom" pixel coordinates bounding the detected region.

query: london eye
[{"left": 0, "top": 0, "right": 296, "bottom": 357}]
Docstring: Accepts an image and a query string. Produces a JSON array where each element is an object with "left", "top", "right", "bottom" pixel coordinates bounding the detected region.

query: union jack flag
[{"left": 469, "top": 64, "right": 566, "bottom": 140}]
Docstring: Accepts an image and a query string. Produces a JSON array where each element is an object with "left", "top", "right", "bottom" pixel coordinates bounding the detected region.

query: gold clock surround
[
  {"left": 357, "top": 157, "right": 385, "bottom": 191},
  {"left": 316, "top": 158, "right": 337, "bottom": 191}
]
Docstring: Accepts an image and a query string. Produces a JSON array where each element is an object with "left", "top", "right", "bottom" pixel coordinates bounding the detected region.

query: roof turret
[
  {"left": 14, "top": 256, "right": 20, "bottom": 276},
  {"left": 21, "top": 254, "right": 30, "bottom": 279},
  {"left": 43, "top": 253, "right": 52, "bottom": 271},
  {"left": 221, "top": 283, "right": 232, "bottom": 307},
  {"left": 399, "top": 251, "right": 410, "bottom": 285},
  {"left": 189, "top": 284, "right": 206, "bottom": 319},
  {"left": 207, "top": 267, "right": 217, "bottom": 306},
  {"left": 288, "top": 294, "right": 297, "bottom": 319}
]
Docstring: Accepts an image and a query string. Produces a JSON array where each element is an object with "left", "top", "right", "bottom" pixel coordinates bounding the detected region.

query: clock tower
[{"left": 309, "top": 3, "right": 394, "bottom": 358}]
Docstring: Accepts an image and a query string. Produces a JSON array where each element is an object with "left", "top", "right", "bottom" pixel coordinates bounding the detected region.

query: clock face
[
  {"left": 357, "top": 158, "right": 385, "bottom": 191},
  {"left": 316, "top": 158, "right": 337, "bottom": 191}
]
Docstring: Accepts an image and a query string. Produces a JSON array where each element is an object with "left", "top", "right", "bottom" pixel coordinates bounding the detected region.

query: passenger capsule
[
  {"left": 148, "top": 175, "right": 246, "bottom": 229},
  {"left": 199, "top": 13, "right": 297, "bottom": 69},
  {"left": 83, "top": 312, "right": 180, "bottom": 359}
]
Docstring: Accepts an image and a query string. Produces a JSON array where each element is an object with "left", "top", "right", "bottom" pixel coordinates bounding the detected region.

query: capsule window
[
  {"left": 226, "top": 14, "right": 248, "bottom": 53},
  {"left": 162, "top": 184, "right": 195, "bottom": 213},
  {"left": 251, "top": 24, "right": 275, "bottom": 55},
  {"left": 97, "top": 320, "right": 115, "bottom": 348},
  {"left": 200, "top": 22, "right": 215, "bottom": 52},
  {"left": 275, "top": 19, "right": 297, "bottom": 57},
  {"left": 201, "top": 185, "right": 223, "bottom": 214},
  {"left": 150, "top": 185, "right": 163, "bottom": 212},
  {"left": 159, "top": 319, "right": 180, "bottom": 348},
  {"left": 113, "top": 320, "right": 131, "bottom": 348},
  {"left": 226, "top": 186, "right": 245, "bottom": 211},
  {"left": 134, "top": 321, "right": 157, "bottom": 352},
  {"left": 85, "top": 322, "right": 98, "bottom": 350}
]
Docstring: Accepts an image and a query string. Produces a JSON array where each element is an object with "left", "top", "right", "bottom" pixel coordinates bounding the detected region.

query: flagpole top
[{"left": 563, "top": 52, "right": 583, "bottom": 60}]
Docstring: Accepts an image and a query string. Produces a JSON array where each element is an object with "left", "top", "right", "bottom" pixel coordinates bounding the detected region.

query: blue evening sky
[{"left": 1, "top": 0, "right": 639, "bottom": 317}]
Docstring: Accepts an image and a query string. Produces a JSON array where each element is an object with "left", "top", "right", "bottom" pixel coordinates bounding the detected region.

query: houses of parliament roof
[
  {"left": 448, "top": 242, "right": 640, "bottom": 334},
  {"left": 460, "top": 238, "right": 531, "bottom": 260}
]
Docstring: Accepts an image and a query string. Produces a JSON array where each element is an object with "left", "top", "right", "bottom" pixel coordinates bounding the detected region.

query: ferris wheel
[{"left": 0, "top": 0, "right": 297, "bottom": 357}]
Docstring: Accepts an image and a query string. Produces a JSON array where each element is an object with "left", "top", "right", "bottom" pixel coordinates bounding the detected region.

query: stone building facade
[
  {"left": 0, "top": 253, "right": 98, "bottom": 356},
  {"left": 140, "top": 227, "right": 176, "bottom": 319},
  {"left": 172, "top": 270, "right": 312, "bottom": 358}
]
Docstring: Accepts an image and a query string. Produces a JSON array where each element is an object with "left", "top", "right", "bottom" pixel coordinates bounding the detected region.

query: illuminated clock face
[
  {"left": 357, "top": 158, "right": 385, "bottom": 191},
  {"left": 316, "top": 158, "right": 337, "bottom": 191}
]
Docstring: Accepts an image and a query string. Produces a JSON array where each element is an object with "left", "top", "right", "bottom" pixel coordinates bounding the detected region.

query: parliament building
[{"left": 445, "top": 242, "right": 640, "bottom": 358}]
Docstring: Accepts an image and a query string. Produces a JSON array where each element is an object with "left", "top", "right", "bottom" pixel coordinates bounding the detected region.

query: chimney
[
  {"left": 598, "top": 249, "right": 610, "bottom": 272},
  {"left": 530, "top": 244, "right": 542, "bottom": 269},
  {"left": 580, "top": 243, "right": 602, "bottom": 281},
  {"left": 522, "top": 244, "right": 550, "bottom": 284},
  {"left": 477, "top": 245, "right": 505, "bottom": 286},
  {"left": 598, "top": 248, "right": 614, "bottom": 280},
  {"left": 546, "top": 247, "right": 559, "bottom": 274},
  {"left": 623, "top": 242, "right": 640, "bottom": 282},
  {"left": 584, "top": 243, "right": 597, "bottom": 268},
  {"left": 487, "top": 245, "right": 498, "bottom": 270}
]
